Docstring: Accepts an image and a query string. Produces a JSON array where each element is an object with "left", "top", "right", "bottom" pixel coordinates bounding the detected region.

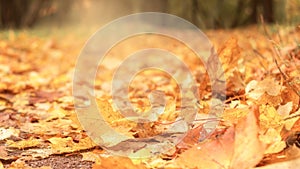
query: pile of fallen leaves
[{"left": 0, "top": 25, "right": 300, "bottom": 169}]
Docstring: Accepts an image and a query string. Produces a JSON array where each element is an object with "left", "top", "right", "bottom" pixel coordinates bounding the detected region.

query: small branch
[
  {"left": 225, "top": 94, "right": 246, "bottom": 103},
  {"left": 284, "top": 113, "right": 300, "bottom": 121},
  {"left": 253, "top": 49, "right": 268, "bottom": 71},
  {"left": 260, "top": 14, "right": 300, "bottom": 98},
  {"left": 274, "top": 55, "right": 300, "bottom": 98},
  {"left": 0, "top": 107, "right": 17, "bottom": 113},
  {"left": 0, "top": 96, "right": 12, "bottom": 105}
]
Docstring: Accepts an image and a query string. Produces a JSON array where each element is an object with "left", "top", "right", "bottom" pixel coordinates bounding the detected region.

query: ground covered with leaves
[{"left": 0, "top": 25, "right": 300, "bottom": 169}]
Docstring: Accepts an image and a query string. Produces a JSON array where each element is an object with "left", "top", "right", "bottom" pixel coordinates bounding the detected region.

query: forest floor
[{"left": 0, "top": 24, "right": 300, "bottom": 169}]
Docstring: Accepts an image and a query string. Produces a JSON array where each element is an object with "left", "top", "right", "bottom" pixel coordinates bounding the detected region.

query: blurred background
[{"left": 0, "top": 0, "right": 299, "bottom": 30}]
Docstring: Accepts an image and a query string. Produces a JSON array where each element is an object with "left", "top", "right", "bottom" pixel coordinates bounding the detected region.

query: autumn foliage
[{"left": 0, "top": 25, "right": 300, "bottom": 168}]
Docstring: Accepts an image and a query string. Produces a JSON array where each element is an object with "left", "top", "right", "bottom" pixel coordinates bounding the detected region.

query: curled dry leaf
[
  {"left": 281, "top": 88, "right": 300, "bottom": 113},
  {"left": 277, "top": 102, "right": 293, "bottom": 118},
  {"left": 218, "top": 37, "right": 241, "bottom": 75},
  {"left": 245, "top": 77, "right": 282, "bottom": 100}
]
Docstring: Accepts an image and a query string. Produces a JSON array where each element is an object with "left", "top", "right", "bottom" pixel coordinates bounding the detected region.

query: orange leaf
[{"left": 176, "top": 106, "right": 265, "bottom": 169}]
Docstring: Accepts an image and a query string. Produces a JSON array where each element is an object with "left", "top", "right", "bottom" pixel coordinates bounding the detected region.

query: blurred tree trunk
[
  {"left": 0, "top": 0, "right": 54, "bottom": 28},
  {"left": 250, "top": 0, "right": 259, "bottom": 23},
  {"left": 0, "top": 0, "right": 25, "bottom": 28},
  {"left": 191, "top": 0, "right": 198, "bottom": 26},
  {"left": 232, "top": 0, "right": 246, "bottom": 27},
  {"left": 22, "top": 0, "right": 46, "bottom": 27},
  {"left": 249, "top": 0, "right": 274, "bottom": 23},
  {"left": 262, "top": 0, "right": 274, "bottom": 22},
  {"left": 140, "top": 0, "right": 168, "bottom": 12}
]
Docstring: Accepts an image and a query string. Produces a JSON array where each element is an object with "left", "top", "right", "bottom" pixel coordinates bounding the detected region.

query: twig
[
  {"left": 252, "top": 49, "right": 268, "bottom": 71},
  {"left": 274, "top": 57, "right": 300, "bottom": 97},
  {"left": 224, "top": 94, "right": 246, "bottom": 103},
  {"left": 0, "top": 107, "right": 17, "bottom": 113},
  {"left": 0, "top": 96, "right": 12, "bottom": 105},
  {"left": 276, "top": 23, "right": 283, "bottom": 45},
  {"left": 260, "top": 15, "right": 272, "bottom": 40},
  {"left": 284, "top": 113, "right": 300, "bottom": 121},
  {"left": 260, "top": 14, "right": 300, "bottom": 98}
]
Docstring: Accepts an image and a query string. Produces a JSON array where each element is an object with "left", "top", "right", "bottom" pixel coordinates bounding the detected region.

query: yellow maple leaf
[
  {"left": 6, "top": 137, "right": 41, "bottom": 149},
  {"left": 48, "top": 136, "right": 97, "bottom": 154},
  {"left": 259, "top": 105, "right": 283, "bottom": 132}
]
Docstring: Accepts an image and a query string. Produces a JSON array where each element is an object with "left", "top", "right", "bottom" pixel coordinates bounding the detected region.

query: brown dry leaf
[
  {"left": 227, "top": 70, "right": 245, "bottom": 94},
  {"left": 176, "top": 106, "right": 264, "bottom": 169},
  {"left": 2, "top": 24, "right": 300, "bottom": 168},
  {"left": 96, "top": 98, "right": 136, "bottom": 136},
  {"left": 48, "top": 136, "right": 97, "bottom": 154},
  {"left": 157, "top": 99, "right": 177, "bottom": 122},
  {"left": 258, "top": 93, "right": 282, "bottom": 107},
  {"left": 245, "top": 77, "right": 282, "bottom": 100},
  {"left": 176, "top": 124, "right": 205, "bottom": 149},
  {"left": 29, "top": 90, "right": 63, "bottom": 104},
  {"left": 0, "top": 146, "right": 9, "bottom": 160},
  {"left": 281, "top": 88, "right": 300, "bottom": 113},
  {"left": 218, "top": 37, "right": 241, "bottom": 74},
  {"left": 44, "top": 104, "right": 68, "bottom": 121},
  {"left": 6, "top": 137, "right": 41, "bottom": 149},
  {"left": 97, "top": 99, "right": 134, "bottom": 124},
  {"left": 277, "top": 102, "right": 293, "bottom": 118},
  {"left": 218, "top": 37, "right": 245, "bottom": 96},
  {"left": 222, "top": 107, "right": 248, "bottom": 124}
]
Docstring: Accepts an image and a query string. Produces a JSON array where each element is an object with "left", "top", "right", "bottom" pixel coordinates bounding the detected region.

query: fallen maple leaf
[
  {"left": 259, "top": 105, "right": 283, "bottom": 132},
  {"left": 175, "top": 105, "right": 265, "bottom": 169},
  {"left": 254, "top": 157, "right": 300, "bottom": 169},
  {"left": 230, "top": 106, "right": 265, "bottom": 169}
]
